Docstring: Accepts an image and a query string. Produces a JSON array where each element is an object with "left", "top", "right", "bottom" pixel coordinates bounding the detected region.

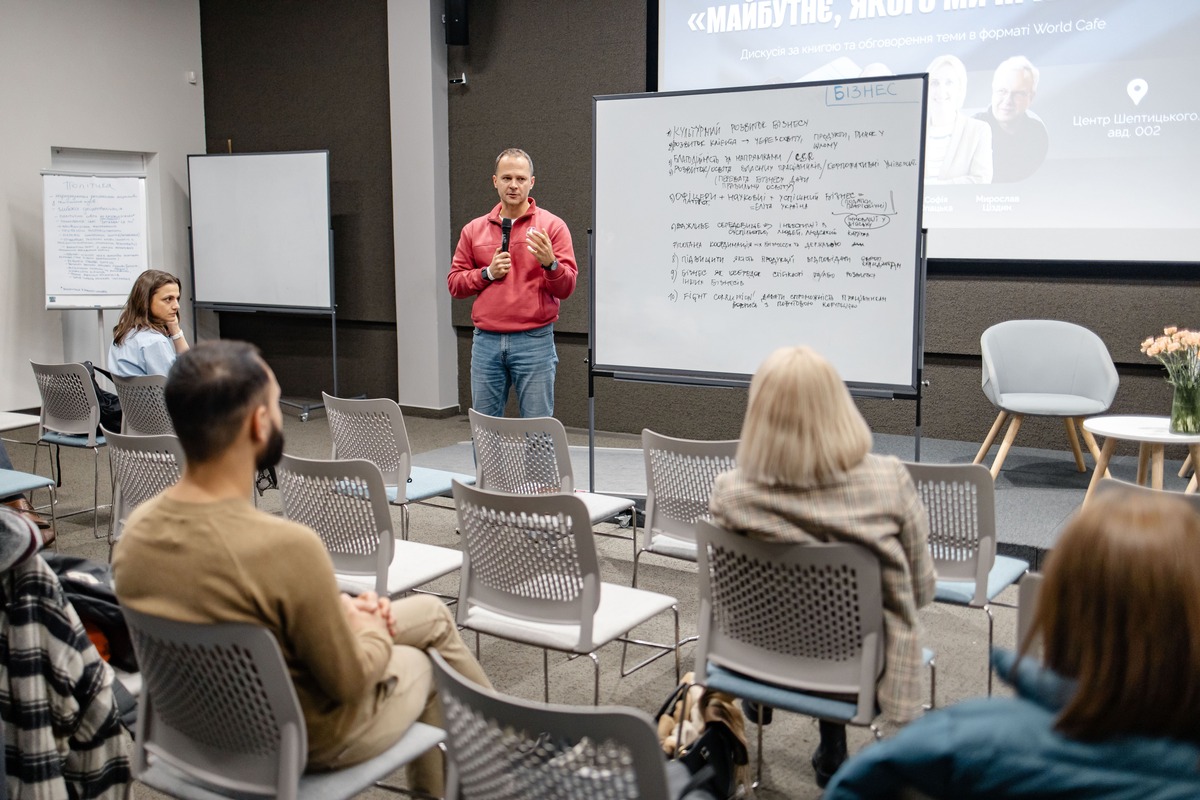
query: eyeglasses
[{"left": 992, "top": 89, "right": 1031, "bottom": 100}]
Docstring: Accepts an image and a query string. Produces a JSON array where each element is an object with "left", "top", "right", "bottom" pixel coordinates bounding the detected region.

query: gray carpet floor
[{"left": 2, "top": 413, "right": 1192, "bottom": 799}]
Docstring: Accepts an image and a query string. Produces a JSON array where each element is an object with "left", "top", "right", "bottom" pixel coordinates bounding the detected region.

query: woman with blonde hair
[
  {"left": 709, "top": 345, "right": 935, "bottom": 787},
  {"left": 925, "top": 54, "right": 992, "bottom": 184},
  {"left": 825, "top": 489, "right": 1200, "bottom": 798},
  {"left": 109, "top": 269, "right": 189, "bottom": 377}
]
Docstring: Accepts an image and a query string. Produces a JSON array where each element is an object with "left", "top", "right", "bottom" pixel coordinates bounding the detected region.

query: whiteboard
[
  {"left": 188, "top": 152, "right": 333, "bottom": 310},
  {"left": 42, "top": 173, "right": 148, "bottom": 309},
  {"left": 593, "top": 75, "right": 927, "bottom": 394}
]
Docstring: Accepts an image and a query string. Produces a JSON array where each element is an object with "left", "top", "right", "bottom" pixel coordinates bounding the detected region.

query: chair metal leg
[
  {"left": 618, "top": 605, "right": 681, "bottom": 679},
  {"left": 974, "top": 410, "right": 1008, "bottom": 464},
  {"left": 589, "top": 651, "right": 601, "bottom": 705},
  {"left": 929, "top": 653, "right": 937, "bottom": 709},
  {"left": 753, "top": 705, "right": 764, "bottom": 789},
  {"left": 400, "top": 503, "right": 410, "bottom": 541},
  {"left": 985, "top": 604, "right": 995, "bottom": 696},
  {"left": 92, "top": 446, "right": 100, "bottom": 539},
  {"left": 543, "top": 648, "right": 550, "bottom": 703}
]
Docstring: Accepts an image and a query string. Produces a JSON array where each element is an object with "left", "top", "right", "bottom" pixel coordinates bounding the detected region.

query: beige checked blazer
[{"left": 708, "top": 453, "right": 935, "bottom": 722}]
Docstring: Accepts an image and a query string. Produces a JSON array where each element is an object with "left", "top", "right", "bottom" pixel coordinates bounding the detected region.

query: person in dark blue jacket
[{"left": 825, "top": 488, "right": 1200, "bottom": 800}]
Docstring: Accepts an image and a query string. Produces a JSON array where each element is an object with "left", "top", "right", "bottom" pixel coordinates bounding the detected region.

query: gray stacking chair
[
  {"left": 621, "top": 429, "right": 737, "bottom": 673},
  {"left": 904, "top": 462, "right": 1027, "bottom": 695},
  {"left": 636, "top": 428, "right": 738, "bottom": 587},
  {"left": 277, "top": 454, "right": 462, "bottom": 598},
  {"left": 468, "top": 409, "right": 638, "bottom": 556},
  {"left": 112, "top": 374, "right": 174, "bottom": 436},
  {"left": 430, "top": 650, "right": 680, "bottom": 800},
  {"left": 452, "top": 480, "right": 679, "bottom": 704},
  {"left": 29, "top": 361, "right": 108, "bottom": 538},
  {"left": 104, "top": 430, "right": 184, "bottom": 559},
  {"left": 122, "top": 606, "right": 444, "bottom": 800},
  {"left": 323, "top": 393, "right": 474, "bottom": 541},
  {"left": 1094, "top": 475, "right": 1200, "bottom": 514},
  {"left": 974, "top": 320, "right": 1118, "bottom": 478},
  {"left": 694, "top": 519, "right": 935, "bottom": 790}
]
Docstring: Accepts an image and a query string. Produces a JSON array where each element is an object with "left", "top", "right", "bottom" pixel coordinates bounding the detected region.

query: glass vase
[{"left": 1170, "top": 383, "right": 1200, "bottom": 434}]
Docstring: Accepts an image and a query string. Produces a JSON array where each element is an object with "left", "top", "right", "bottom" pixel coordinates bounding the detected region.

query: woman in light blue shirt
[{"left": 109, "top": 270, "right": 190, "bottom": 377}]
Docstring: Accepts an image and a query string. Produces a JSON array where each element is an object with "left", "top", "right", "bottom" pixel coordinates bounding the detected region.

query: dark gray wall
[
  {"left": 199, "top": 0, "right": 399, "bottom": 400},
  {"left": 197, "top": 1, "right": 1198, "bottom": 448},
  {"left": 449, "top": 0, "right": 1199, "bottom": 450}
]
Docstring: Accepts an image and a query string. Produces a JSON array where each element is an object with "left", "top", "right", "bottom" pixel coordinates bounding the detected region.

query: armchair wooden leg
[
  {"left": 1064, "top": 418, "right": 1085, "bottom": 472},
  {"left": 1081, "top": 427, "right": 1104, "bottom": 469},
  {"left": 989, "top": 414, "right": 1023, "bottom": 479},
  {"left": 974, "top": 410, "right": 1009, "bottom": 465},
  {"left": 1188, "top": 446, "right": 1199, "bottom": 493}
]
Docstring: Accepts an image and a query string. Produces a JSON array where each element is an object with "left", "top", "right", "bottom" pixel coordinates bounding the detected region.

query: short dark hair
[
  {"left": 495, "top": 148, "right": 533, "bottom": 175},
  {"left": 165, "top": 341, "right": 270, "bottom": 463}
]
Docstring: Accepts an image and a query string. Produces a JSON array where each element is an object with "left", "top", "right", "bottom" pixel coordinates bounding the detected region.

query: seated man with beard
[{"left": 112, "top": 341, "right": 490, "bottom": 796}]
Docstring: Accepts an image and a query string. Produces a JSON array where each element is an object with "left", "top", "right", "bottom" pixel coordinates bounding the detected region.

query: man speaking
[{"left": 448, "top": 148, "right": 577, "bottom": 418}]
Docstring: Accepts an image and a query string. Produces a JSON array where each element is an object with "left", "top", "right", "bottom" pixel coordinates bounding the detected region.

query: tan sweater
[{"left": 112, "top": 494, "right": 394, "bottom": 760}]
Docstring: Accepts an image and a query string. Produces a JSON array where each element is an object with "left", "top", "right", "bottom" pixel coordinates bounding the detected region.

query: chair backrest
[
  {"left": 29, "top": 361, "right": 101, "bottom": 445},
  {"left": 979, "top": 320, "right": 1118, "bottom": 406},
  {"left": 322, "top": 393, "right": 415, "bottom": 501},
  {"left": 468, "top": 408, "right": 574, "bottom": 494},
  {"left": 122, "top": 607, "right": 308, "bottom": 800},
  {"left": 642, "top": 429, "right": 737, "bottom": 545},
  {"left": 277, "top": 454, "right": 394, "bottom": 596},
  {"left": 451, "top": 481, "right": 601, "bottom": 646},
  {"left": 430, "top": 651, "right": 671, "bottom": 800},
  {"left": 112, "top": 374, "right": 174, "bottom": 436},
  {"left": 904, "top": 462, "right": 996, "bottom": 603},
  {"left": 105, "top": 429, "right": 185, "bottom": 540},
  {"left": 694, "top": 519, "right": 885, "bottom": 725},
  {"left": 1094, "top": 476, "right": 1200, "bottom": 514},
  {"left": 1016, "top": 571, "right": 1045, "bottom": 661}
]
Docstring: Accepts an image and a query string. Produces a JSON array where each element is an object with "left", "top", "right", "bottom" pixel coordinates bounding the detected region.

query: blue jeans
[{"left": 471, "top": 324, "right": 558, "bottom": 418}]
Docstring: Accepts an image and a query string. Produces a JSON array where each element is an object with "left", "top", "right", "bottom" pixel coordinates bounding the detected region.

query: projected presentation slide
[{"left": 658, "top": 0, "right": 1200, "bottom": 263}]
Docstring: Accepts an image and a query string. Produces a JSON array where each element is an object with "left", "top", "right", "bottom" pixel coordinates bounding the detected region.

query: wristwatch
[
  {"left": 481, "top": 266, "right": 493, "bottom": 281},
  {"left": 543, "top": 260, "right": 558, "bottom": 272}
]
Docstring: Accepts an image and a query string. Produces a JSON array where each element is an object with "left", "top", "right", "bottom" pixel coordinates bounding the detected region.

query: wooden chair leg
[
  {"left": 974, "top": 410, "right": 1008, "bottom": 465},
  {"left": 1080, "top": 427, "right": 1105, "bottom": 469},
  {"left": 1181, "top": 453, "right": 1194, "bottom": 480},
  {"left": 990, "top": 414, "right": 1024, "bottom": 479},
  {"left": 1064, "top": 418, "right": 1085, "bottom": 472}
]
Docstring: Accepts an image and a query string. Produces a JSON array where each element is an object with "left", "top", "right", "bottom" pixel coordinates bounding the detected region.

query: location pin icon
[{"left": 1127, "top": 78, "right": 1148, "bottom": 106}]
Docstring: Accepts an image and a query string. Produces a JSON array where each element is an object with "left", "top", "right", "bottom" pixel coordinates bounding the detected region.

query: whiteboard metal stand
[
  {"left": 914, "top": 228, "right": 928, "bottom": 462},
  {"left": 587, "top": 230, "right": 597, "bottom": 492},
  {"left": 190, "top": 228, "right": 338, "bottom": 422}
]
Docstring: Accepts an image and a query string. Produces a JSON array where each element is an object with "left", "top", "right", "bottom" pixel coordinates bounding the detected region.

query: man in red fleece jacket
[{"left": 447, "top": 148, "right": 577, "bottom": 417}]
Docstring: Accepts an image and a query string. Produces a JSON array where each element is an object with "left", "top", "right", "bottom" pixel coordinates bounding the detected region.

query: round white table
[{"left": 1082, "top": 415, "right": 1200, "bottom": 503}]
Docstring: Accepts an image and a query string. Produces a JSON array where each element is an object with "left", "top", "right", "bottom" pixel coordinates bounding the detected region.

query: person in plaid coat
[{"left": 709, "top": 345, "right": 935, "bottom": 788}]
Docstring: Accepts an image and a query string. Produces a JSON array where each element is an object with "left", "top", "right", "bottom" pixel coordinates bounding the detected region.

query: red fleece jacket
[{"left": 447, "top": 199, "right": 577, "bottom": 332}]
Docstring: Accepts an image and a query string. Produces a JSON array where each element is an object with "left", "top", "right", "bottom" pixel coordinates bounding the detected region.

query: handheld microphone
[{"left": 501, "top": 218, "right": 513, "bottom": 253}]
